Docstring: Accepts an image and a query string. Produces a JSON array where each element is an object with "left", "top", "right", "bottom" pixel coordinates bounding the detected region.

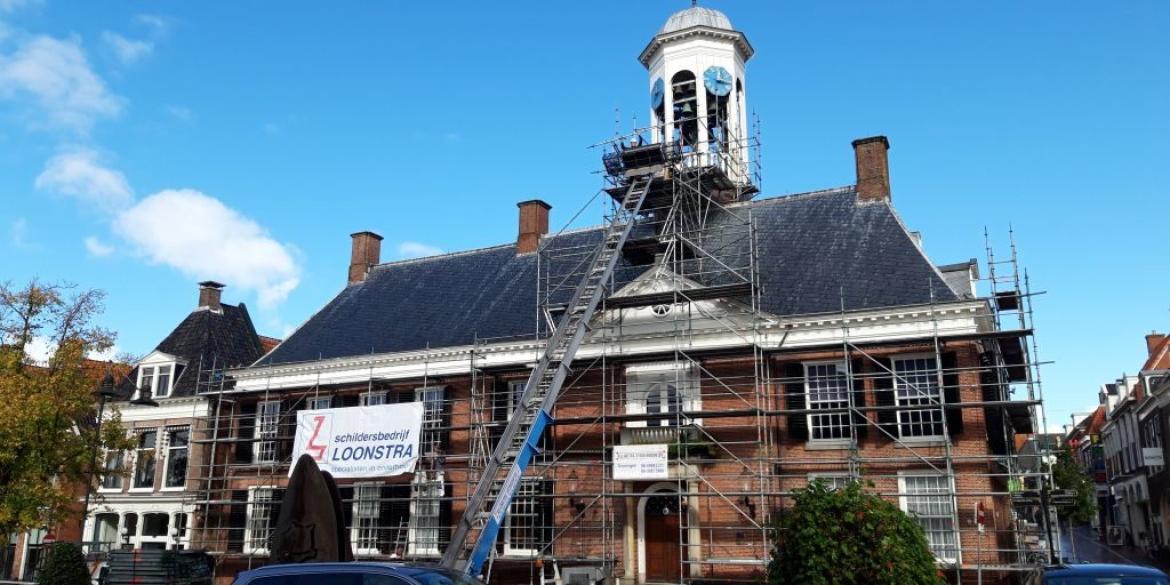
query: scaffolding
[{"left": 184, "top": 115, "right": 1051, "bottom": 585}]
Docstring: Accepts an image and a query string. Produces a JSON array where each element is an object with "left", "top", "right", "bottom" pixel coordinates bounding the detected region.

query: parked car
[
  {"left": 1024, "top": 563, "right": 1170, "bottom": 584},
  {"left": 231, "top": 562, "right": 485, "bottom": 585}
]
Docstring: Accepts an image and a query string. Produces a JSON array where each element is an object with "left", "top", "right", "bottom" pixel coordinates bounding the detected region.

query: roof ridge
[
  {"left": 370, "top": 242, "right": 515, "bottom": 270},
  {"left": 727, "top": 185, "right": 856, "bottom": 209}
]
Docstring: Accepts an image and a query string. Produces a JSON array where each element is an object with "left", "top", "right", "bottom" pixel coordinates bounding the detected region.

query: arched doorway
[{"left": 637, "top": 484, "right": 686, "bottom": 583}]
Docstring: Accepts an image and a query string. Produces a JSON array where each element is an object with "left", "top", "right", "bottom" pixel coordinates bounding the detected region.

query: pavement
[{"left": 1061, "top": 524, "right": 1170, "bottom": 574}]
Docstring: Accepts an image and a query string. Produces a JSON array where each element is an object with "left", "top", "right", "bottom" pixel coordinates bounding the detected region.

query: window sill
[
  {"left": 895, "top": 437, "right": 950, "bottom": 448},
  {"left": 97, "top": 487, "right": 123, "bottom": 494},
  {"left": 805, "top": 439, "right": 853, "bottom": 450},
  {"left": 501, "top": 550, "right": 539, "bottom": 558},
  {"left": 128, "top": 487, "right": 155, "bottom": 493},
  {"left": 160, "top": 486, "right": 186, "bottom": 492}
]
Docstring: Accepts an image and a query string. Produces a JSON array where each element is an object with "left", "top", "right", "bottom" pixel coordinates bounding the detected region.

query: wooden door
[{"left": 644, "top": 509, "right": 681, "bottom": 582}]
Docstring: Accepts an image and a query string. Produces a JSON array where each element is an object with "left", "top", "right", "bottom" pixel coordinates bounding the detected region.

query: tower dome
[{"left": 659, "top": 6, "right": 733, "bottom": 34}]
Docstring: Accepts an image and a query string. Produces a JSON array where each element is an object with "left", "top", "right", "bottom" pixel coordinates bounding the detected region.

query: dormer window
[{"left": 138, "top": 363, "right": 175, "bottom": 399}]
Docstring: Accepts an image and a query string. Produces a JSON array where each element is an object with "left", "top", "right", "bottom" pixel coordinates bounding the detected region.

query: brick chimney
[
  {"left": 517, "top": 200, "right": 551, "bottom": 254},
  {"left": 198, "top": 281, "right": 225, "bottom": 311},
  {"left": 852, "top": 135, "right": 891, "bottom": 203},
  {"left": 1146, "top": 332, "right": 1167, "bottom": 357},
  {"left": 348, "top": 231, "right": 383, "bottom": 285}
]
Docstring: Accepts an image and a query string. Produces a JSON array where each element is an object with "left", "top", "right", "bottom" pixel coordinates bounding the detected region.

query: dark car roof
[
  {"left": 235, "top": 562, "right": 484, "bottom": 585},
  {"left": 1045, "top": 563, "right": 1169, "bottom": 577}
]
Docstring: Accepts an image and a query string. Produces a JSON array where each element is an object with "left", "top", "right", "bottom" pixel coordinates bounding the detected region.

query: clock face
[
  {"left": 704, "top": 66, "right": 733, "bottom": 97},
  {"left": 650, "top": 78, "right": 665, "bottom": 109}
]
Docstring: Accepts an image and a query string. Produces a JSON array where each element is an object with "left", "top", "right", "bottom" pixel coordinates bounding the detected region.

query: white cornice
[
  {"left": 231, "top": 300, "right": 990, "bottom": 392},
  {"left": 639, "top": 26, "right": 754, "bottom": 67}
]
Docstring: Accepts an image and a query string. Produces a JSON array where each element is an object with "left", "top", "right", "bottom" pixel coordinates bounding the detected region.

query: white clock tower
[{"left": 640, "top": 4, "right": 754, "bottom": 185}]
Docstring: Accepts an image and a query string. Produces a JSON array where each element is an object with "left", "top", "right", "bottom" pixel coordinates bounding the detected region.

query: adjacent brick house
[{"left": 80, "top": 282, "right": 267, "bottom": 575}]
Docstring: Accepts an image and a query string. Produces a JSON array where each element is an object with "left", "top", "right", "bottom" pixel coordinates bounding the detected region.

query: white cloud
[
  {"left": 113, "top": 189, "right": 301, "bottom": 309},
  {"left": 134, "top": 14, "right": 171, "bottom": 36},
  {"left": 166, "top": 104, "right": 193, "bottom": 123},
  {"left": 397, "top": 241, "right": 444, "bottom": 259},
  {"left": 101, "top": 31, "right": 153, "bottom": 66},
  {"left": 87, "top": 343, "right": 120, "bottom": 362},
  {"left": 0, "top": 33, "right": 123, "bottom": 131},
  {"left": 0, "top": 0, "right": 40, "bottom": 14},
  {"left": 84, "top": 235, "right": 114, "bottom": 257},
  {"left": 22, "top": 334, "right": 52, "bottom": 365},
  {"left": 8, "top": 217, "right": 32, "bottom": 248},
  {"left": 35, "top": 148, "right": 133, "bottom": 210}
]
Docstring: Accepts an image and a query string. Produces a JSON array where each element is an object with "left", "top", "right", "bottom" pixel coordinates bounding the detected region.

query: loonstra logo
[{"left": 306, "top": 414, "right": 331, "bottom": 462}]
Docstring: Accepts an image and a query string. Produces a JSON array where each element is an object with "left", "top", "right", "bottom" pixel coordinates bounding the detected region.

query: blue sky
[{"left": 1, "top": 1, "right": 1166, "bottom": 430}]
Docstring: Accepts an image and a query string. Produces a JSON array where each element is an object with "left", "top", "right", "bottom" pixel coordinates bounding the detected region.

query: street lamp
[{"left": 80, "top": 373, "right": 120, "bottom": 540}]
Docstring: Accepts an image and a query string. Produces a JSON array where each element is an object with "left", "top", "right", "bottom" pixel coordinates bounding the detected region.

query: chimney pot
[
  {"left": 198, "top": 281, "right": 225, "bottom": 311},
  {"left": 1146, "top": 332, "right": 1166, "bottom": 357},
  {"left": 852, "top": 135, "right": 891, "bottom": 203},
  {"left": 517, "top": 200, "right": 551, "bottom": 254},
  {"left": 349, "top": 231, "right": 384, "bottom": 286}
]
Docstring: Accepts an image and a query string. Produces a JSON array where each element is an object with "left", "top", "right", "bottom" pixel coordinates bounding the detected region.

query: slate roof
[
  {"left": 260, "top": 187, "right": 958, "bottom": 366},
  {"left": 117, "top": 303, "right": 264, "bottom": 399}
]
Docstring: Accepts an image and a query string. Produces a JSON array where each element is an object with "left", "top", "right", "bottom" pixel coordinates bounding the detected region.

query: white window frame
[
  {"left": 138, "top": 512, "right": 172, "bottom": 549},
  {"left": 254, "top": 400, "right": 281, "bottom": 464},
  {"left": 131, "top": 429, "right": 159, "bottom": 492},
  {"left": 624, "top": 362, "right": 700, "bottom": 428},
  {"left": 351, "top": 482, "right": 383, "bottom": 556},
  {"left": 416, "top": 386, "right": 444, "bottom": 456},
  {"left": 892, "top": 354, "right": 945, "bottom": 440},
  {"left": 90, "top": 513, "right": 120, "bottom": 554},
  {"left": 137, "top": 363, "right": 175, "bottom": 399},
  {"left": 408, "top": 471, "right": 444, "bottom": 557},
  {"left": 360, "top": 391, "right": 387, "bottom": 407},
  {"left": 172, "top": 512, "right": 189, "bottom": 550},
  {"left": 804, "top": 361, "right": 852, "bottom": 443},
  {"left": 99, "top": 448, "right": 126, "bottom": 492},
  {"left": 503, "top": 478, "right": 542, "bottom": 557},
  {"left": 505, "top": 380, "right": 526, "bottom": 421},
  {"left": 807, "top": 473, "right": 852, "bottom": 491},
  {"left": 162, "top": 426, "right": 190, "bottom": 490},
  {"left": 244, "top": 486, "right": 279, "bottom": 555},
  {"left": 307, "top": 396, "right": 332, "bottom": 410},
  {"left": 898, "top": 472, "right": 960, "bottom": 563}
]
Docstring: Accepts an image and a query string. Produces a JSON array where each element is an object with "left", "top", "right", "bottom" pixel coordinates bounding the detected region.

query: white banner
[
  {"left": 613, "top": 444, "right": 669, "bottom": 480},
  {"left": 291, "top": 403, "right": 424, "bottom": 479},
  {"left": 1144, "top": 447, "right": 1165, "bottom": 468}
]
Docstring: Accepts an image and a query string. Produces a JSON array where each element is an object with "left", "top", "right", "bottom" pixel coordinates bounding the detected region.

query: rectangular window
[
  {"left": 506, "top": 381, "right": 526, "bottom": 421},
  {"left": 91, "top": 513, "right": 119, "bottom": 552},
  {"left": 805, "top": 362, "right": 851, "bottom": 441},
  {"left": 133, "top": 430, "right": 158, "bottom": 489},
  {"left": 409, "top": 471, "right": 443, "bottom": 556},
  {"left": 504, "top": 479, "right": 543, "bottom": 556},
  {"left": 893, "top": 356, "right": 944, "bottom": 438},
  {"left": 164, "top": 428, "right": 189, "bottom": 488},
  {"left": 245, "top": 488, "right": 280, "bottom": 555},
  {"left": 137, "top": 364, "right": 174, "bottom": 399},
  {"left": 360, "top": 391, "right": 387, "bottom": 407},
  {"left": 900, "top": 474, "right": 958, "bottom": 562},
  {"left": 416, "top": 387, "right": 444, "bottom": 456},
  {"left": 807, "top": 473, "right": 852, "bottom": 491},
  {"left": 307, "top": 396, "right": 332, "bottom": 410},
  {"left": 173, "top": 513, "right": 188, "bottom": 550},
  {"left": 254, "top": 401, "right": 281, "bottom": 464},
  {"left": 101, "top": 449, "right": 125, "bottom": 490},
  {"left": 352, "top": 483, "right": 381, "bottom": 556},
  {"left": 155, "top": 365, "right": 172, "bottom": 398}
]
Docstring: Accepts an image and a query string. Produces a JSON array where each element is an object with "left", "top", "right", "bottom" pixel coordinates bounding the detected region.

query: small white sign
[
  {"left": 613, "top": 444, "right": 669, "bottom": 480},
  {"left": 1144, "top": 447, "right": 1165, "bottom": 467},
  {"left": 291, "top": 402, "right": 424, "bottom": 479}
]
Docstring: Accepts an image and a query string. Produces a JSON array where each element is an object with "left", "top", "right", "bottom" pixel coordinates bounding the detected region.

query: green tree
[
  {"left": 1052, "top": 445, "right": 1096, "bottom": 524},
  {"left": 0, "top": 280, "right": 132, "bottom": 544},
  {"left": 769, "top": 480, "right": 945, "bottom": 585},
  {"left": 36, "top": 542, "right": 91, "bottom": 585}
]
